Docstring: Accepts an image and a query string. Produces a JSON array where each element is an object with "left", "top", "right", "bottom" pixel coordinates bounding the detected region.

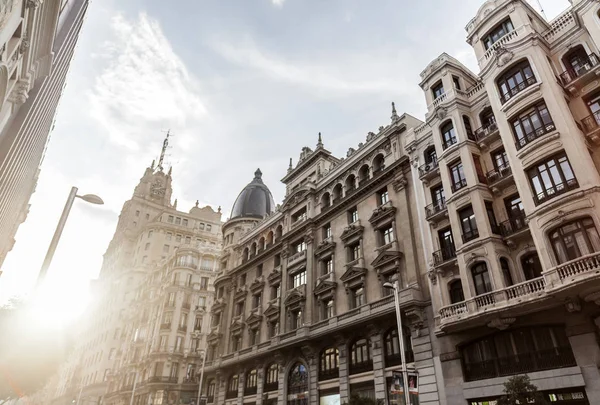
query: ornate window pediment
[
  {"left": 211, "top": 298, "right": 226, "bottom": 313},
  {"left": 369, "top": 204, "right": 397, "bottom": 229},
  {"left": 267, "top": 267, "right": 282, "bottom": 285},
  {"left": 340, "top": 267, "right": 367, "bottom": 290},
  {"left": 249, "top": 276, "right": 265, "bottom": 293},
  {"left": 207, "top": 331, "right": 222, "bottom": 344},
  {"left": 281, "top": 189, "right": 310, "bottom": 211},
  {"left": 245, "top": 313, "right": 262, "bottom": 329},
  {"left": 234, "top": 286, "right": 247, "bottom": 301},
  {"left": 231, "top": 318, "right": 244, "bottom": 335},
  {"left": 314, "top": 280, "right": 336, "bottom": 299},
  {"left": 371, "top": 250, "right": 403, "bottom": 277},
  {"left": 315, "top": 238, "right": 336, "bottom": 258},
  {"left": 285, "top": 285, "right": 306, "bottom": 307},
  {"left": 264, "top": 299, "right": 281, "bottom": 320},
  {"left": 340, "top": 222, "right": 364, "bottom": 245}
]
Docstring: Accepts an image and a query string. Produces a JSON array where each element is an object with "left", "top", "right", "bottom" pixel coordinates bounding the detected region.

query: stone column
[
  {"left": 336, "top": 336, "right": 349, "bottom": 403},
  {"left": 368, "top": 329, "right": 386, "bottom": 401},
  {"left": 408, "top": 307, "right": 441, "bottom": 405},
  {"left": 570, "top": 322, "right": 600, "bottom": 404},
  {"left": 256, "top": 366, "right": 264, "bottom": 405},
  {"left": 279, "top": 246, "right": 289, "bottom": 333},
  {"left": 215, "top": 373, "right": 225, "bottom": 405},
  {"left": 237, "top": 369, "right": 245, "bottom": 405},
  {"left": 276, "top": 357, "right": 286, "bottom": 405},
  {"left": 304, "top": 348, "right": 318, "bottom": 405}
]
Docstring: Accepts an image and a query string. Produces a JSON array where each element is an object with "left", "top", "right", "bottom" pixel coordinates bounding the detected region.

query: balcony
[
  {"left": 384, "top": 350, "right": 415, "bottom": 367},
  {"left": 461, "top": 229, "right": 479, "bottom": 244},
  {"left": 463, "top": 347, "right": 576, "bottom": 382},
  {"left": 432, "top": 247, "right": 457, "bottom": 267},
  {"left": 485, "top": 164, "right": 513, "bottom": 192},
  {"left": 418, "top": 160, "right": 439, "bottom": 182},
  {"left": 515, "top": 122, "right": 556, "bottom": 150},
  {"left": 264, "top": 381, "right": 278, "bottom": 392},
  {"left": 425, "top": 200, "right": 447, "bottom": 222},
  {"left": 559, "top": 53, "right": 600, "bottom": 89},
  {"left": 318, "top": 368, "right": 339, "bottom": 381},
  {"left": 178, "top": 325, "right": 187, "bottom": 333},
  {"left": 287, "top": 250, "right": 306, "bottom": 268},
  {"left": 580, "top": 112, "right": 600, "bottom": 144},
  {"left": 500, "top": 212, "right": 528, "bottom": 238},
  {"left": 225, "top": 391, "right": 238, "bottom": 400},
  {"left": 160, "top": 323, "right": 172, "bottom": 331},
  {"left": 473, "top": 121, "right": 500, "bottom": 147},
  {"left": 147, "top": 376, "right": 178, "bottom": 384},
  {"left": 451, "top": 179, "right": 467, "bottom": 193},
  {"left": 244, "top": 386, "right": 257, "bottom": 396},
  {"left": 349, "top": 361, "right": 373, "bottom": 375},
  {"left": 533, "top": 178, "right": 578, "bottom": 205},
  {"left": 499, "top": 76, "right": 537, "bottom": 105},
  {"left": 545, "top": 251, "right": 600, "bottom": 289},
  {"left": 182, "top": 302, "right": 191, "bottom": 310}
]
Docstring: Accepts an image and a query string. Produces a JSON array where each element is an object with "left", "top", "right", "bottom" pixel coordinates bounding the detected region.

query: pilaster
[
  {"left": 569, "top": 325, "right": 600, "bottom": 404},
  {"left": 336, "top": 335, "right": 349, "bottom": 403},
  {"left": 256, "top": 366, "right": 264, "bottom": 405},
  {"left": 368, "top": 328, "right": 386, "bottom": 401}
]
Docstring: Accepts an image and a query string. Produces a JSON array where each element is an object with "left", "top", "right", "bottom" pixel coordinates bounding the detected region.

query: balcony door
[
  {"left": 438, "top": 228, "right": 455, "bottom": 259},
  {"left": 521, "top": 253, "right": 542, "bottom": 280}
]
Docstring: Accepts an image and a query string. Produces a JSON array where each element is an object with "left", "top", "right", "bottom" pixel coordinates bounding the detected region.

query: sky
[{"left": 0, "top": 0, "right": 571, "bottom": 315}]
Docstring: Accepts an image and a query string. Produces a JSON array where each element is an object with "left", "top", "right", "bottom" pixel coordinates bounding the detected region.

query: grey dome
[{"left": 230, "top": 169, "right": 275, "bottom": 219}]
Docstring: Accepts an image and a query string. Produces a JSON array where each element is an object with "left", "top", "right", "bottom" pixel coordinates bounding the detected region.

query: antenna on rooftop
[
  {"left": 157, "top": 129, "right": 173, "bottom": 171},
  {"left": 533, "top": 0, "right": 547, "bottom": 20}
]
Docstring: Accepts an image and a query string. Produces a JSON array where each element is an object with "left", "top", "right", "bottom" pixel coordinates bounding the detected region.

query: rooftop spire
[
  {"left": 157, "top": 130, "right": 171, "bottom": 172},
  {"left": 391, "top": 102, "right": 400, "bottom": 123},
  {"left": 254, "top": 168, "right": 263, "bottom": 180},
  {"left": 288, "top": 158, "right": 293, "bottom": 172},
  {"left": 317, "top": 132, "right": 323, "bottom": 148}
]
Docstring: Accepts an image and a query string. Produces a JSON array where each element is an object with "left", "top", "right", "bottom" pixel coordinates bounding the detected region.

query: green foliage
[
  {"left": 497, "top": 375, "right": 548, "bottom": 405},
  {"left": 0, "top": 298, "right": 75, "bottom": 400},
  {"left": 342, "top": 395, "right": 384, "bottom": 405}
]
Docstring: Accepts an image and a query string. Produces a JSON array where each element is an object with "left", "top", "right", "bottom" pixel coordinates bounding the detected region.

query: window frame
[
  {"left": 527, "top": 152, "right": 578, "bottom": 205},
  {"left": 511, "top": 101, "right": 555, "bottom": 149}
]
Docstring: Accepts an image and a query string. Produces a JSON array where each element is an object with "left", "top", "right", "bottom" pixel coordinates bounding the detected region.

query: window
[
  {"left": 321, "top": 257, "right": 333, "bottom": 276},
  {"left": 450, "top": 161, "right": 467, "bottom": 192},
  {"left": 291, "top": 309, "right": 302, "bottom": 329},
  {"left": 175, "top": 217, "right": 181, "bottom": 225},
  {"left": 549, "top": 217, "right": 600, "bottom": 264},
  {"left": 198, "top": 296, "right": 206, "bottom": 308},
  {"left": 485, "top": 201, "right": 500, "bottom": 235},
  {"left": 291, "top": 270, "right": 306, "bottom": 288},
  {"left": 492, "top": 148, "right": 509, "bottom": 171},
  {"left": 287, "top": 363, "right": 308, "bottom": 396},
  {"left": 483, "top": 18, "right": 514, "bottom": 50},
  {"left": 170, "top": 362, "right": 179, "bottom": 378},
  {"left": 200, "top": 277, "right": 209, "bottom": 290},
  {"left": 292, "top": 207, "right": 307, "bottom": 223},
  {"left": 199, "top": 223, "right": 205, "bottom": 230},
  {"left": 146, "top": 213, "right": 149, "bottom": 220},
  {"left": 185, "top": 274, "right": 192, "bottom": 286},
  {"left": 511, "top": 101, "right": 555, "bottom": 149},
  {"left": 441, "top": 121, "right": 457, "bottom": 149},
  {"left": 185, "top": 236, "right": 191, "bottom": 244},
  {"left": 166, "top": 232, "right": 172, "bottom": 241},
  {"left": 194, "top": 316, "right": 203, "bottom": 331},
  {"left": 108, "top": 348, "right": 116, "bottom": 360},
  {"left": 268, "top": 321, "right": 279, "bottom": 338},
  {"left": 349, "top": 338, "right": 372, "bottom": 374},
  {"left": 473, "top": 154, "right": 486, "bottom": 184},
  {"left": 294, "top": 240, "right": 307, "bottom": 253},
  {"left": 240, "top": 273, "right": 246, "bottom": 285},
  {"left": 348, "top": 242, "right": 360, "bottom": 262},
  {"left": 323, "top": 223, "right": 332, "bottom": 239},
  {"left": 245, "top": 370, "right": 258, "bottom": 395},
  {"left": 471, "top": 262, "right": 492, "bottom": 295},
  {"left": 377, "top": 188, "right": 389, "bottom": 206},
  {"left": 463, "top": 115, "right": 473, "bottom": 138},
  {"left": 323, "top": 299, "right": 334, "bottom": 319},
  {"left": 319, "top": 348, "right": 339, "bottom": 381},
  {"left": 351, "top": 287, "right": 365, "bottom": 308},
  {"left": 381, "top": 225, "right": 394, "bottom": 246},
  {"left": 252, "top": 293, "right": 261, "bottom": 309},
  {"left": 383, "top": 327, "right": 413, "bottom": 367},
  {"left": 231, "top": 335, "right": 241, "bottom": 351},
  {"left": 207, "top": 224, "right": 212, "bottom": 231},
  {"left": 497, "top": 60, "right": 536, "bottom": 103},
  {"left": 159, "top": 336, "right": 167, "bottom": 349},
  {"left": 249, "top": 328, "right": 259, "bottom": 345},
  {"left": 176, "top": 234, "right": 182, "bottom": 242},
  {"left": 163, "top": 244, "right": 170, "bottom": 253},
  {"left": 167, "top": 293, "right": 175, "bottom": 306},
  {"left": 145, "top": 243, "right": 150, "bottom": 251},
  {"left": 431, "top": 81, "right": 444, "bottom": 99},
  {"left": 500, "top": 258, "right": 514, "bottom": 286},
  {"left": 264, "top": 364, "right": 279, "bottom": 392},
  {"left": 168, "top": 216, "right": 174, "bottom": 223},
  {"left": 459, "top": 205, "right": 479, "bottom": 243},
  {"left": 256, "top": 264, "right": 263, "bottom": 277},
  {"left": 528, "top": 153, "right": 578, "bottom": 205},
  {"left": 461, "top": 326, "right": 575, "bottom": 382},
  {"left": 348, "top": 207, "right": 359, "bottom": 223},
  {"left": 431, "top": 186, "right": 445, "bottom": 208},
  {"left": 182, "top": 219, "right": 188, "bottom": 227},
  {"left": 226, "top": 375, "right": 239, "bottom": 399},
  {"left": 271, "top": 284, "right": 281, "bottom": 299},
  {"left": 135, "top": 210, "right": 140, "bottom": 217},
  {"left": 235, "top": 302, "right": 244, "bottom": 316},
  {"left": 424, "top": 146, "right": 437, "bottom": 165},
  {"left": 449, "top": 280, "right": 465, "bottom": 303},
  {"left": 148, "top": 230, "right": 153, "bottom": 238},
  {"left": 452, "top": 75, "right": 461, "bottom": 90}
]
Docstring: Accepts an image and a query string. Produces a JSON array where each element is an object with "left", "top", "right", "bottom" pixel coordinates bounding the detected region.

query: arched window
[
  {"left": 264, "top": 363, "right": 279, "bottom": 392},
  {"left": 332, "top": 184, "right": 343, "bottom": 202},
  {"left": 321, "top": 192, "right": 331, "bottom": 208},
  {"left": 226, "top": 374, "right": 239, "bottom": 399},
  {"left": 384, "top": 327, "right": 413, "bottom": 367},
  {"left": 479, "top": 107, "right": 496, "bottom": 129},
  {"left": 471, "top": 262, "right": 492, "bottom": 295},
  {"left": 287, "top": 363, "right": 308, "bottom": 405},
  {"left": 449, "top": 279, "right": 465, "bottom": 304},
  {"left": 463, "top": 115, "right": 473, "bottom": 139},
  {"left": 275, "top": 225, "right": 283, "bottom": 241},
  {"left": 549, "top": 217, "right": 600, "bottom": 264},
  {"left": 259, "top": 237, "right": 266, "bottom": 251},
  {"left": 461, "top": 326, "right": 575, "bottom": 382},
  {"left": 345, "top": 174, "right": 356, "bottom": 193},
  {"left": 319, "top": 348, "right": 339, "bottom": 381},
  {"left": 267, "top": 231, "right": 274, "bottom": 245},
  {"left": 496, "top": 59, "right": 536, "bottom": 103},
  {"left": 206, "top": 380, "right": 216, "bottom": 403},
  {"left": 440, "top": 121, "right": 457, "bottom": 149},
  {"left": 500, "top": 258, "right": 514, "bottom": 286},
  {"left": 561, "top": 45, "right": 593, "bottom": 84},
  {"left": 251, "top": 242, "right": 258, "bottom": 256},
  {"left": 358, "top": 164, "right": 370, "bottom": 184},
  {"left": 244, "top": 369, "right": 258, "bottom": 395},
  {"left": 349, "top": 338, "right": 372, "bottom": 375},
  {"left": 242, "top": 248, "right": 249, "bottom": 262},
  {"left": 424, "top": 145, "right": 437, "bottom": 164},
  {"left": 373, "top": 154, "right": 385, "bottom": 173}
]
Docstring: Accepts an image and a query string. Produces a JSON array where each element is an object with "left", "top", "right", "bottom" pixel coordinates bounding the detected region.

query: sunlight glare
[{"left": 28, "top": 277, "right": 91, "bottom": 329}]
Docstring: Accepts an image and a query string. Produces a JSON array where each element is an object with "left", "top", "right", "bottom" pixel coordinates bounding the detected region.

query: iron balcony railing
[
  {"left": 384, "top": 350, "right": 415, "bottom": 367},
  {"left": 473, "top": 120, "right": 499, "bottom": 142},
  {"left": 451, "top": 178, "right": 468, "bottom": 193},
  {"left": 485, "top": 164, "right": 512, "bottom": 184},
  {"left": 442, "top": 136, "right": 458, "bottom": 150},
  {"left": 462, "top": 229, "right": 480, "bottom": 243},
  {"left": 318, "top": 368, "right": 339, "bottom": 381},
  {"left": 463, "top": 346, "right": 576, "bottom": 382},
  {"left": 533, "top": 178, "right": 579, "bottom": 205},
  {"left": 425, "top": 199, "right": 447, "bottom": 219},
  {"left": 244, "top": 386, "right": 257, "bottom": 396},
  {"left": 559, "top": 53, "right": 600, "bottom": 85},
  {"left": 433, "top": 246, "right": 457, "bottom": 266},
  {"left": 263, "top": 382, "right": 279, "bottom": 393},
  {"left": 500, "top": 211, "right": 528, "bottom": 237},
  {"left": 349, "top": 360, "right": 373, "bottom": 375},
  {"left": 499, "top": 76, "right": 537, "bottom": 104},
  {"left": 418, "top": 160, "right": 439, "bottom": 177},
  {"left": 581, "top": 111, "right": 600, "bottom": 135},
  {"left": 515, "top": 122, "right": 556, "bottom": 150}
]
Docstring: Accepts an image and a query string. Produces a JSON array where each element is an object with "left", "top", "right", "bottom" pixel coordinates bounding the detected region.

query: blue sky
[{"left": 0, "top": 0, "right": 570, "bottom": 310}]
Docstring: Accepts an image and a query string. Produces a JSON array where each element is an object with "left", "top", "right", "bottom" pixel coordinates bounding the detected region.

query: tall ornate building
[
  {"left": 406, "top": 0, "right": 600, "bottom": 403},
  {"left": 0, "top": 0, "right": 90, "bottom": 269},
  {"left": 46, "top": 140, "right": 223, "bottom": 405},
  {"left": 198, "top": 111, "right": 448, "bottom": 405}
]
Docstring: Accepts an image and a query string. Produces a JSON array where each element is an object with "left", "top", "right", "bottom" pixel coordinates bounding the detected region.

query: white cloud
[{"left": 271, "top": 0, "right": 285, "bottom": 7}]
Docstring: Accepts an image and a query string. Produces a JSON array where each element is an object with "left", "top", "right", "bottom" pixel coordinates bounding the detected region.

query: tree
[
  {"left": 497, "top": 375, "right": 548, "bottom": 405},
  {"left": 342, "top": 395, "right": 384, "bottom": 405}
]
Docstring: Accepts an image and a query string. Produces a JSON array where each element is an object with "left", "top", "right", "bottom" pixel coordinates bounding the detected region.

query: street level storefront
[{"left": 469, "top": 387, "right": 589, "bottom": 405}]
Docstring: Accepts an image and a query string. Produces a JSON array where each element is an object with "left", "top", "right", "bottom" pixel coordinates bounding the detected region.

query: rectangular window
[
  {"left": 168, "top": 292, "right": 176, "bottom": 306},
  {"left": 163, "top": 244, "right": 170, "bottom": 253},
  {"left": 431, "top": 186, "right": 445, "bottom": 206},
  {"left": 252, "top": 293, "right": 261, "bottom": 309},
  {"left": 185, "top": 236, "right": 191, "bottom": 244},
  {"left": 377, "top": 188, "right": 389, "bottom": 206},
  {"left": 431, "top": 81, "right": 444, "bottom": 99},
  {"left": 175, "top": 337, "right": 183, "bottom": 352},
  {"left": 148, "top": 230, "right": 153, "bottom": 238},
  {"left": 449, "top": 161, "right": 467, "bottom": 192},
  {"left": 352, "top": 287, "right": 365, "bottom": 308},
  {"left": 459, "top": 205, "right": 479, "bottom": 243},
  {"left": 198, "top": 296, "right": 206, "bottom": 308},
  {"left": 473, "top": 154, "right": 486, "bottom": 184},
  {"left": 485, "top": 201, "right": 501, "bottom": 235},
  {"left": 452, "top": 75, "right": 461, "bottom": 90},
  {"left": 145, "top": 243, "right": 150, "bottom": 251},
  {"left": 291, "top": 309, "right": 302, "bottom": 329},
  {"left": 171, "top": 361, "right": 179, "bottom": 377},
  {"left": 250, "top": 328, "right": 259, "bottom": 346},
  {"left": 191, "top": 338, "right": 200, "bottom": 352},
  {"left": 291, "top": 271, "right": 307, "bottom": 288},
  {"left": 511, "top": 101, "right": 555, "bottom": 149},
  {"left": 492, "top": 148, "right": 510, "bottom": 171},
  {"left": 175, "top": 234, "right": 182, "bottom": 242},
  {"left": 322, "top": 257, "right": 333, "bottom": 276},
  {"left": 194, "top": 316, "right": 203, "bottom": 331},
  {"left": 166, "top": 232, "right": 172, "bottom": 241},
  {"left": 207, "top": 224, "right": 212, "bottom": 231},
  {"left": 200, "top": 277, "right": 209, "bottom": 289},
  {"left": 292, "top": 207, "right": 307, "bottom": 223},
  {"left": 271, "top": 284, "right": 281, "bottom": 299},
  {"left": 199, "top": 223, "right": 205, "bottom": 230},
  {"left": 349, "top": 242, "right": 361, "bottom": 262},
  {"left": 135, "top": 210, "right": 140, "bottom": 217},
  {"left": 175, "top": 217, "right": 182, "bottom": 225},
  {"left": 108, "top": 348, "right": 116, "bottom": 360},
  {"left": 182, "top": 219, "right": 188, "bottom": 227},
  {"left": 235, "top": 302, "right": 244, "bottom": 316},
  {"left": 294, "top": 240, "right": 307, "bottom": 253},
  {"left": 256, "top": 264, "right": 263, "bottom": 277},
  {"left": 159, "top": 336, "right": 167, "bottom": 349},
  {"left": 323, "top": 223, "right": 332, "bottom": 239},
  {"left": 381, "top": 225, "right": 394, "bottom": 245},
  {"left": 269, "top": 321, "right": 279, "bottom": 337},
  {"left": 348, "top": 207, "right": 359, "bottom": 223},
  {"left": 483, "top": 18, "right": 514, "bottom": 50},
  {"left": 324, "top": 299, "right": 334, "bottom": 319},
  {"left": 168, "top": 216, "right": 174, "bottom": 223},
  {"left": 527, "top": 153, "right": 578, "bottom": 205}
]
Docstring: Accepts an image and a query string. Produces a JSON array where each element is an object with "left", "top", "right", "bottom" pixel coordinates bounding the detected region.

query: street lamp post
[
  {"left": 36, "top": 186, "right": 104, "bottom": 286},
  {"left": 195, "top": 349, "right": 207, "bottom": 405},
  {"left": 384, "top": 280, "right": 411, "bottom": 405}
]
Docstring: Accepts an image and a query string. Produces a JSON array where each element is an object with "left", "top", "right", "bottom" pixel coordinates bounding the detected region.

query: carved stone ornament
[
  {"left": 565, "top": 297, "right": 581, "bottom": 313},
  {"left": 435, "top": 107, "right": 447, "bottom": 121},
  {"left": 26, "top": 0, "right": 41, "bottom": 9},
  {"left": 0, "top": 1, "right": 14, "bottom": 31},
  {"left": 487, "top": 317, "right": 516, "bottom": 330},
  {"left": 427, "top": 269, "right": 437, "bottom": 285},
  {"left": 495, "top": 47, "right": 514, "bottom": 68},
  {"left": 8, "top": 79, "right": 29, "bottom": 105}
]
